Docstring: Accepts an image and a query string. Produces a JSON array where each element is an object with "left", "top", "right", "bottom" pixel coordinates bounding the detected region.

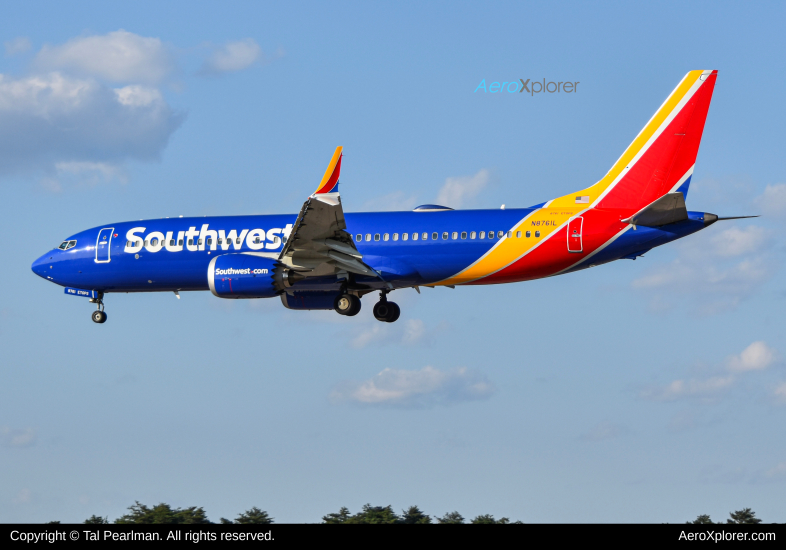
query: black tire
[
  {"left": 92, "top": 310, "right": 107, "bottom": 324},
  {"left": 335, "top": 294, "right": 361, "bottom": 316},
  {"left": 385, "top": 302, "right": 400, "bottom": 323},
  {"left": 373, "top": 301, "right": 391, "bottom": 321},
  {"left": 346, "top": 295, "right": 362, "bottom": 316}
]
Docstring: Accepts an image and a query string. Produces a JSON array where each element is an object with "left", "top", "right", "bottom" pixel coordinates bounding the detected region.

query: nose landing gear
[
  {"left": 90, "top": 293, "right": 107, "bottom": 324},
  {"left": 373, "top": 293, "right": 400, "bottom": 323}
]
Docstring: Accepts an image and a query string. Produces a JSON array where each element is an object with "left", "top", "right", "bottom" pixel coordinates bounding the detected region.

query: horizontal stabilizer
[{"left": 622, "top": 192, "right": 687, "bottom": 227}]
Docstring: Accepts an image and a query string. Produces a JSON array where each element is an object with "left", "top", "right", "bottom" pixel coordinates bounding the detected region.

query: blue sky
[{"left": 1, "top": 1, "right": 785, "bottom": 523}]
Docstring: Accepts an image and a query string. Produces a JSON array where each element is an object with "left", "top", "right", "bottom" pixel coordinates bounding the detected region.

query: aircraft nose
[{"left": 31, "top": 253, "right": 53, "bottom": 279}]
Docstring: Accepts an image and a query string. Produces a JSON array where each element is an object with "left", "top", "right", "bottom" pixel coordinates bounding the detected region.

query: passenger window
[
  {"left": 516, "top": 231, "right": 521, "bottom": 238},
  {"left": 526, "top": 231, "right": 531, "bottom": 238},
  {"left": 207, "top": 238, "right": 213, "bottom": 245},
  {"left": 498, "top": 231, "right": 504, "bottom": 239},
  {"left": 383, "top": 233, "right": 389, "bottom": 241},
  {"left": 470, "top": 231, "right": 476, "bottom": 239},
  {"left": 442, "top": 232, "right": 448, "bottom": 240},
  {"left": 479, "top": 231, "right": 485, "bottom": 239},
  {"left": 393, "top": 233, "right": 399, "bottom": 241},
  {"left": 461, "top": 232, "right": 467, "bottom": 239},
  {"left": 402, "top": 233, "right": 408, "bottom": 241},
  {"left": 412, "top": 233, "right": 419, "bottom": 241},
  {"left": 198, "top": 239, "right": 203, "bottom": 246},
  {"left": 365, "top": 234, "right": 371, "bottom": 241},
  {"left": 236, "top": 238, "right": 241, "bottom": 244},
  {"left": 452, "top": 232, "right": 458, "bottom": 240},
  {"left": 432, "top": 232, "right": 438, "bottom": 240},
  {"left": 422, "top": 232, "right": 428, "bottom": 240},
  {"left": 217, "top": 238, "right": 222, "bottom": 244},
  {"left": 356, "top": 234, "right": 362, "bottom": 241},
  {"left": 488, "top": 231, "right": 494, "bottom": 239},
  {"left": 507, "top": 231, "right": 512, "bottom": 238},
  {"left": 535, "top": 231, "right": 541, "bottom": 237},
  {"left": 374, "top": 233, "right": 380, "bottom": 241},
  {"left": 179, "top": 240, "right": 184, "bottom": 246},
  {"left": 254, "top": 237, "right": 260, "bottom": 244}
]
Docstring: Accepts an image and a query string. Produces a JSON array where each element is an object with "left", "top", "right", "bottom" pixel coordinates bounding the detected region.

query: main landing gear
[
  {"left": 334, "top": 291, "right": 400, "bottom": 322},
  {"left": 90, "top": 293, "right": 107, "bottom": 324},
  {"left": 334, "top": 293, "right": 362, "bottom": 316},
  {"left": 373, "top": 293, "right": 400, "bottom": 323}
]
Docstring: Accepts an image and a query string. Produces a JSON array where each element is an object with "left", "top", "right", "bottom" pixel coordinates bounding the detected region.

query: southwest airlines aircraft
[{"left": 32, "top": 70, "right": 748, "bottom": 324}]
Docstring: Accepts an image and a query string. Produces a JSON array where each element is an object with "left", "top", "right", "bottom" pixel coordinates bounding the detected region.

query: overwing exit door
[{"left": 567, "top": 217, "right": 583, "bottom": 253}]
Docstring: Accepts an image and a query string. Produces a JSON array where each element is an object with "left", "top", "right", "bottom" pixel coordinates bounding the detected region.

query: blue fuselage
[{"left": 31, "top": 209, "right": 709, "bottom": 294}]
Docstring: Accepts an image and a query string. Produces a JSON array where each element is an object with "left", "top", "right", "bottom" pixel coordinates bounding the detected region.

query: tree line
[{"left": 50, "top": 502, "right": 765, "bottom": 524}]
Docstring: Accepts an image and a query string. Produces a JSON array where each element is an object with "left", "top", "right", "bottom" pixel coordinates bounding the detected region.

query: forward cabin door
[
  {"left": 567, "top": 217, "right": 583, "bottom": 253},
  {"left": 95, "top": 227, "right": 114, "bottom": 263}
]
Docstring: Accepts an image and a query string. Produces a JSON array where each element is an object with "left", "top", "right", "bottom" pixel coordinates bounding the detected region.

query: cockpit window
[
  {"left": 67, "top": 240, "right": 76, "bottom": 249},
  {"left": 58, "top": 240, "right": 77, "bottom": 250}
]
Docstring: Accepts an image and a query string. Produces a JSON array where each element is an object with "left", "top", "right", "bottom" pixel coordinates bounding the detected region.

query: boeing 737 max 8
[{"left": 32, "top": 70, "right": 752, "bottom": 323}]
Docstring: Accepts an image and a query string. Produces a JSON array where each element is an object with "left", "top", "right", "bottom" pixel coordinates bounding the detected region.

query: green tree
[
  {"left": 688, "top": 514, "right": 713, "bottom": 524},
  {"left": 233, "top": 507, "right": 273, "bottom": 524},
  {"left": 84, "top": 515, "right": 109, "bottom": 524},
  {"left": 727, "top": 508, "right": 762, "bottom": 524},
  {"left": 437, "top": 511, "right": 465, "bottom": 524},
  {"left": 344, "top": 504, "right": 400, "bottom": 524},
  {"left": 400, "top": 506, "right": 431, "bottom": 524},
  {"left": 322, "top": 507, "right": 352, "bottom": 524},
  {"left": 116, "top": 502, "right": 210, "bottom": 524}
]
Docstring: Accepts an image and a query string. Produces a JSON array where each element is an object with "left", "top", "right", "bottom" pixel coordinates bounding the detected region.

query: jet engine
[{"left": 208, "top": 254, "right": 279, "bottom": 299}]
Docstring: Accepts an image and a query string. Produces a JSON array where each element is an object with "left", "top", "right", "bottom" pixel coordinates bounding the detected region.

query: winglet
[{"left": 313, "top": 146, "right": 343, "bottom": 195}]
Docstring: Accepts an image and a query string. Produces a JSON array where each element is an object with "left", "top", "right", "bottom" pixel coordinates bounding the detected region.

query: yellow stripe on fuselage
[{"left": 439, "top": 207, "right": 583, "bottom": 285}]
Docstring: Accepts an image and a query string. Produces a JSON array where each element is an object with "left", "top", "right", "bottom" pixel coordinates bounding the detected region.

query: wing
[{"left": 277, "top": 147, "right": 380, "bottom": 280}]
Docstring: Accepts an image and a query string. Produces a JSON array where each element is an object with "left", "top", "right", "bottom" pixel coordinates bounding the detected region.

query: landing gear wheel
[
  {"left": 385, "top": 302, "right": 400, "bottom": 323},
  {"left": 334, "top": 294, "right": 361, "bottom": 316},
  {"left": 92, "top": 310, "right": 107, "bottom": 324},
  {"left": 373, "top": 300, "right": 400, "bottom": 323}
]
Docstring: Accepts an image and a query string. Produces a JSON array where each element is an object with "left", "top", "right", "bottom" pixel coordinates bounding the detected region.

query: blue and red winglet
[{"left": 313, "top": 146, "right": 343, "bottom": 195}]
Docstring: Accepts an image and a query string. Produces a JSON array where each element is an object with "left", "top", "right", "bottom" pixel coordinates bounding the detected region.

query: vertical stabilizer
[{"left": 548, "top": 70, "right": 717, "bottom": 212}]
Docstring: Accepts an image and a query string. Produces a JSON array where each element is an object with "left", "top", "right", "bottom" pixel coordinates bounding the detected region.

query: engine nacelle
[{"left": 208, "top": 254, "right": 278, "bottom": 299}]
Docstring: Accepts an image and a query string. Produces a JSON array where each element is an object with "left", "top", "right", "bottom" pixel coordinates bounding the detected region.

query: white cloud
[
  {"left": 348, "top": 318, "right": 440, "bottom": 349},
  {"left": 641, "top": 341, "right": 778, "bottom": 404},
  {"left": 766, "top": 461, "right": 786, "bottom": 478},
  {"left": 436, "top": 169, "right": 490, "bottom": 208},
  {"left": 641, "top": 375, "right": 735, "bottom": 402},
  {"left": 0, "top": 72, "right": 183, "bottom": 178},
  {"left": 631, "top": 225, "right": 776, "bottom": 315},
  {"left": 727, "top": 341, "right": 776, "bottom": 373},
  {"left": 35, "top": 30, "right": 173, "bottom": 84},
  {"left": 331, "top": 366, "right": 495, "bottom": 407},
  {"left": 709, "top": 226, "right": 770, "bottom": 257},
  {"left": 0, "top": 426, "right": 36, "bottom": 448},
  {"left": 361, "top": 191, "right": 418, "bottom": 212},
  {"left": 580, "top": 422, "right": 628, "bottom": 442},
  {"left": 753, "top": 183, "right": 786, "bottom": 218},
  {"left": 774, "top": 382, "right": 786, "bottom": 404},
  {"left": 14, "top": 488, "right": 33, "bottom": 504},
  {"left": 200, "top": 39, "right": 262, "bottom": 75},
  {"left": 4, "top": 37, "right": 31, "bottom": 56}
]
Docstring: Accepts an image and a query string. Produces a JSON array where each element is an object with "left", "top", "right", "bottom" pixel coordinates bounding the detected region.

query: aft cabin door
[
  {"left": 95, "top": 227, "right": 114, "bottom": 263},
  {"left": 567, "top": 217, "right": 583, "bottom": 253}
]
